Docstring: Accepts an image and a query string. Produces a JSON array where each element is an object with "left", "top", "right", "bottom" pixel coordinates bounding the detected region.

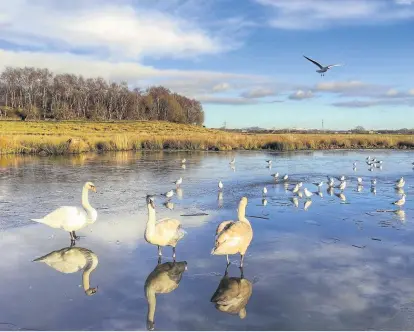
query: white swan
[
  {"left": 145, "top": 195, "right": 187, "bottom": 259},
  {"left": 31, "top": 182, "right": 97, "bottom": 243},
  {"left": 33, "top": 246, "right": 98, "bottom": 295}
]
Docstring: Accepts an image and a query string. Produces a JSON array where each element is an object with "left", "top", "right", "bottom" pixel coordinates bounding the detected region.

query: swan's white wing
[
  {"left": 303, "top": 55, "right": 324, "bottom": 69},
  {"left": 32, "top": 206, "right": 87, "bottom": 231}
]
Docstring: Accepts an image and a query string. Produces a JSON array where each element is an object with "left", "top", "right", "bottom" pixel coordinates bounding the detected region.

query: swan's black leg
[
  {"left": 158, "top": 245, "right": 162, "bottom": 257},
  {"left": 172, "top": 247, "right": 176, "bottom": 261},
  {"left": 239, "top": 266, "right": 245, "bottom": 279},
  {"left": 72, "top": 231, "right": 80, "bottom": 240},
  {"left": 240, "top": 254, "right": 245, "bottom": 268},
  {"left": 226, "top": 254, "right": 230, "bottom": 265},
  {"left": 158, "top": 256, "right": 162, "bottom": 265}
]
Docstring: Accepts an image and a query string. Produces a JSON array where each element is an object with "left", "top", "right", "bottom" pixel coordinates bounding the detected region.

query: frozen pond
[{"left": 1, "top": 150, "right": 414, "bottom": 330}]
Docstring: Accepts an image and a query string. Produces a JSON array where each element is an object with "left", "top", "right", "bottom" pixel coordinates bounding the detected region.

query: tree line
[{"left": 0, "top": 66, "right": 204, "bottom": 125}]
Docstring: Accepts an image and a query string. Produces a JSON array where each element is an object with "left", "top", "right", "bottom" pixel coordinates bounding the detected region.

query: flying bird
[{"left": 303, "top": 55, "right": 343, "bottom": 76}]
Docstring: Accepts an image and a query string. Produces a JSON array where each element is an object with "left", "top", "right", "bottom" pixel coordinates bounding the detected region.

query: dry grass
[{"left": 1, "top": 120, "right": 413, "bottom": 155}]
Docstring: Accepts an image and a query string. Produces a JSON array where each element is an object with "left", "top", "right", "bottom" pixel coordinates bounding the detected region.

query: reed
[{"left": 1, "top": 120, "right": 413, "bottom": 155}]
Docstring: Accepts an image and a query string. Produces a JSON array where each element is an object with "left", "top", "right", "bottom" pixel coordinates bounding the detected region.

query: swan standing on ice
[
  {"left": 31, "top": 182, "right": 97, "bottom": 244},
  {"left": 145, "top": 195, "right": 186, "bottom": 260},
  {"left": 212, "top": 197, "right": 253, "bottom": 267},
  {"left": 33, "top": 247, "right": 99, "bottom": 296}
]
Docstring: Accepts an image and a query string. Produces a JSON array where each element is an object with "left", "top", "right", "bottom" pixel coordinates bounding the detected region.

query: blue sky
[{"left": 0, "top": 0, "right": 413, "bottom": 129}]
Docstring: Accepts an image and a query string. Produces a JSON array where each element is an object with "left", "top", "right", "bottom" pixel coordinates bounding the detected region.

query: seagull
[
  {"left": 357, "top": 177, "right": 362, "bottom": 184},
  {"left": 392, "top": 194, "right": 406, "bottom": 207},
  {"left": 371, "top": 179, "right": 377, "bottom": 186},
  {"left": 271, "top": 173, "right": 279, "bottom": 179},
  {"left": 298, "top": 182, "right": 303, "bottom": 188},
  {"left": 162, "top": 190, "right": 174, "bottom": 199},
  {"left": 338, "top": 181, "right": 347, "bottom": 191},
  {"left": 282, "top": 174, "right": 289, "bottom": 181},
  {"left": 181, "top": 158, "right": 186, "bottom": 164},
  {"left": 336, "top": 175, "right": 346, "bottom": 182},
  {"left": 173, "top": 177, "right": 183, "bottom": 187},
  {"left": 218, "top": 181, "right": 223, "bottom": 190},
  {"left": 395, "top": 177, "right": 405, "bottom": 188},
  {"left": 266, "top": 160, "right": 272, "bottom": 165},
  {"left": 357, "top": 185, "right": 363, "bottom": 192},
  {"left": 303, "top": 55, "right": 343, "bottom": 77},
  {"left": 328, "top": 178, "right": 335, "bottom": 187},
  {"left": 304, "top": 188, "right": 313, "bottom": 198},
  {"left": 353, "top": 162, "right": 357, "bottom": 167},
  {"left": 313, "top": 181, "right": 324, "bottom": 188},
  {"left": 262, "top": 198, "right": 268, "bottom": 206},
  {"left": 229, "top": 158, "right": 235, "bottom": 165},
  {"left": 263, "top": 187, "right": 268, "bottom": 196},
  {"left": 291, "top": 184, "right": 299, "bottom": 193}
]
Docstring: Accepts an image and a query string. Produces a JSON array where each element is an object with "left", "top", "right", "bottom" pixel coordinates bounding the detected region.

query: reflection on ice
[{"left": 33, "top": 246, "right": 99, "bottom": 296}]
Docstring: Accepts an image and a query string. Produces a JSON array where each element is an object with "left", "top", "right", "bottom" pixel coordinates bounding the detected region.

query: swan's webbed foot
[{"left": 157, "top": 256, "right": 162, "bottom": 265}]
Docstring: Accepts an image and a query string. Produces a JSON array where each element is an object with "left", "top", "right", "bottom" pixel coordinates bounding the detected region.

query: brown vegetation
[{"left": 1, "top": 120, "right": 413, "bottom": 155}]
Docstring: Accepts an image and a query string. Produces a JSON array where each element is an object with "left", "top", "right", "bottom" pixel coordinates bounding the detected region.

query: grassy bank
[{"left": 1, "top": 120, "right": 414, "bottom": 155}]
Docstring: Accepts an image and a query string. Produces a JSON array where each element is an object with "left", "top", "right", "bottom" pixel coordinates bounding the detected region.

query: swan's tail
[{"left": 177, "top": 227, "right": 187, "bottom": 241}]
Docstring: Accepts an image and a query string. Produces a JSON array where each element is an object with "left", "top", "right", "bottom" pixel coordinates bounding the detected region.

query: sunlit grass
[{"left": 0, "top": 120, "right": 413, "bottom": 155}]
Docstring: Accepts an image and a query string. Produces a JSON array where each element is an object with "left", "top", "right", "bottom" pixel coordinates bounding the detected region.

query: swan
[
  {"left": 31, "top": 182, "right": 97, "bottom": 244},
  {"left": 218, "top": 181, "right": 223, "bottom": 190},
  {"left": 144, "top": 259, "right": 187, "bottom": 331},
  {"left": 33, "top": 246, "right": 98, "bottom": 295},
  {"left": 210, "top": 264, "right": 252, "bottom": 319},
  {"left": 211, "top": 197, "right": 253, "bottom": 267},
  {"left": 145, "top": 195, "right": 187, "bottom": 259}
]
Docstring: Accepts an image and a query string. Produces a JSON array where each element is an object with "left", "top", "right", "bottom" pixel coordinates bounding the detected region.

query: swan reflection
[
  {"left": 210, "top": 264, "right": 253, "bottom": 319},
  {"left": 33, "top": 246, "right": 98, "bottom": 296},
  {"left": 144, "top": 259, "right": 188, "bottom": 330}
]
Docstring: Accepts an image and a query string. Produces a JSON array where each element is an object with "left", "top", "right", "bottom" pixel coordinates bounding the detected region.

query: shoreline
[{"left": 1, "top": 120, "right": 414, "bottom": 155}]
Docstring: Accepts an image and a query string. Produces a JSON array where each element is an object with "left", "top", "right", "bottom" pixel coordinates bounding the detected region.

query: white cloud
[
  {"left": 254, "top": 0, "right": 414, "bottom": 30},
  {"left": 240, "top": 87, "right": 276, "bottom": 99},
  {"left": 0, "top": 49, "right": 261, "bottom": 97},
  {"left": 196, "top": 95, "right": 260, "bottom": 105},
  {"left": 289, "top": 90, "right": 314, "bottom": 100},
  {"left": 0, "top": 0, "right": 233, "bottom": 60},
  {"left": 212, "top": 82, "right": 231, "bottom": 92}
]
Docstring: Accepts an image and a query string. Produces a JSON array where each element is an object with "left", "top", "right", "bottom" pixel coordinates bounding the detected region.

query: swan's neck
[
  {"left": 82, "top": 186, "right": 96, "bottom": 223},
  {"left": 237, "top": 204, "right": 249, "bottom": 224},
  {"left": 82, "top": 254, "right": 98, "bottom": 292},
  {"left": 146, "top": 288, "right": 156, "bottom": 328},
  {"left": 146, "top": 204, "right": 156, "bottom": 237}
]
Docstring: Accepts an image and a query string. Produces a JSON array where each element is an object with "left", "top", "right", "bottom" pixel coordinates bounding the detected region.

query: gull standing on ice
[{"left": 218, "top": 181, "right": 223, "bottom": 191}]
